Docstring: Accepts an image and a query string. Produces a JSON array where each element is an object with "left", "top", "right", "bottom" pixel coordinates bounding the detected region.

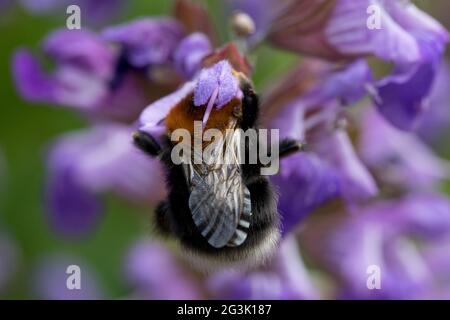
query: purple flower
[
  {"left": 208, "top": 236, "right": 318, "bottom": 299},
  {"left": 46, "top": 124, "right": 165, "bottom": 237},
  {"left": 264, "top": 0, "right": 449, "bottom": 62},
  {"left": 272, "top": 153, "right": 340, "bottom": 235},
  {"left": 13, "top": 30, "right": 123, "bottom": 119},
  {"left": 12, "top": 30, "right": 113, "bottom": 109},
  {"left": 174, "top": 32, "right": 212, "bottom": 79},
  {"left": 102, "top": 18, "right": 184, "bottom": 68},
  {"left": 194, "top": 60, "right": 241, "bottom": 107},
  {"left": 265, "top": 59, "right": 371, "bottom": 140},
  {"left": 315, "top": 0, "right": 448, "bottom": 130},
  {"left": 125, "top": 240, "right": 202, "bottom": 299},
  {"left": 383, "top": 194, "right": 450, "bottom": 240},
  {"left": 31, "top": 254, "right": 103, "bottom": 300},
  {"left": 12, "top": 26, "right": 182, "bottom": 122},
  {"left": 194, "top": 60, "right": 241, "bottom": 125},
  {"left": 324, "top": 0, "right": 448, "bottom": 63},
  {"left": 46, "top": 163, "right": 103, "bottom": 238},
  {"left": 372, "top": 34, "right": 447, "bottom": 130},
  {"left": 126, "top": 238, "right": 318, "bottom": 300},
  {"left": 417, "top": 61, "right": 450, "bottom": 144},
  {"left": 233, "top": 0, "right": 448, "bottom": 130},
  {"left": 274, "top": 130, "right": 378, "bottom": 234},
  {"left": 359, "top": 107, "right": 450, "bottom": 189},
  {"left": 265, "top": 59, "right": 377, "bottom": 232},
  {"left": 421, "top": 239, "right": 450, "bottom": 298},
  {"left": 316, "top": 129, "right": 378, "bottom": 202},
  {"left": 322, "top": 194, "right": 450, "bottom": 299}
]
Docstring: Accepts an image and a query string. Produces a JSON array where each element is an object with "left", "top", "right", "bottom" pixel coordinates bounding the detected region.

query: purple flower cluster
[
  {"left": 233, "top": 0, "right": 449, "bottom": 130},
  {"left": 11, "top": 0, "right": 450, "bottom": 299}
]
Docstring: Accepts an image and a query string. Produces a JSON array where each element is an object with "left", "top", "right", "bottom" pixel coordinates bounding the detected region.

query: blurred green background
[{"left": 0, "top": 0, "right": 448, "bottom": 299}]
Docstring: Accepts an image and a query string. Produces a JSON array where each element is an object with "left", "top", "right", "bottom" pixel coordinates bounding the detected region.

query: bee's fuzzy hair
[{"left": 179, "top": 226, "right": 281, "bottom": 273}]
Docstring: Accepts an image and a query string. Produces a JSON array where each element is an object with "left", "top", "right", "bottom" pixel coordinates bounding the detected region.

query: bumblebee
[{"left": 133, "top": 71, "right": 302, "bottom": 270}]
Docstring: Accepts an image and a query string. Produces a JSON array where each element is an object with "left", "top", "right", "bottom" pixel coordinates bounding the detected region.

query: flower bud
[{"left": 230, "top": 11, "right": 255, "bottom": 38}]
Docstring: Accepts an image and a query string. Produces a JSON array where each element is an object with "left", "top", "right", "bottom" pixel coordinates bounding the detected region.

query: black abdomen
[{"left": 162, "top": 162, "right": 280, "bottom": 260}]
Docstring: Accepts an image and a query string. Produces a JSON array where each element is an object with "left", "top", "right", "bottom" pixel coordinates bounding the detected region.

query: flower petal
[
  {"left": 374, "top": 35, "right": 446, "bottom": 130},
  {"left": 43, "top": 29, "right": 114, "bottom": 78},
  {"left": 12, "top": 48, "right": 109, "bottom": 111},
  {"left": 316, "top": 129, "right": 378, "bottom": 202},
  {"left": 325, "top": 0, "right": 421, "bottom": 63},
  {"left": 359, "top": 107, "right": 450, "bottom": 188},
  {"left": 125, "top": 240, "right": 202, "bottom": 299},
  {"left": 207, "top": 236, "right": 317, "bottom": 299},
  {"left": 266, "top": 59, "right": 371, "bottom": 140},
  {"left": 174, "top": 32, "right": 212, "bottom": 79},
  {"left": 417, "top": 61, "right": 450, "bottom": 143},
  {"left": 102, "top": 18, "right": 184, "bottom": 68},
  {"left": 193, "top": 60, "right": 240, "bottom": 108},
  {"left": 272, "top": 152, "right": 340, "bottom": 234},
  {"left": 12, "top": 49, "right": 56, "bottom": 102},
  {"left": 46, "top": 125, "right": 165, "bottom": 236},
  {"left": 139, "top": 80, "right": 196, "bottom": 134}
]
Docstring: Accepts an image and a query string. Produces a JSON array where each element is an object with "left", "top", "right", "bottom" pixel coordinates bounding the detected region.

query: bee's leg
[
  {"left": 133, "top": 130, "right": 162, "bottom": 157},
  {"left": 279, "top": 138, "right": 305, "bottom": 159},
  {"left": 154, "top": 201, "right": 172, "bottom": 236}
]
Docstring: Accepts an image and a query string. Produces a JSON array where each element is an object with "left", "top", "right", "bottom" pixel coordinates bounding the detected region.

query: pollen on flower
[
  {"left": 193, "top": 60, "right": 241, "bottom": 126},
  {"left": 193, "top": 60, "right": 240, "bottom": 108}
]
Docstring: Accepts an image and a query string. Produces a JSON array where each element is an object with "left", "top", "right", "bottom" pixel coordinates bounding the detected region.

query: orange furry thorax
[{"left": 165, "top": 93, "right": 242, "bottom": 135}]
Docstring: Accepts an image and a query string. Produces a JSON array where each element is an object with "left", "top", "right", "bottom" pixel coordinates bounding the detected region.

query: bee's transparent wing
[{"left": 186, "top": 128, "right": 252, "bottom": 248}]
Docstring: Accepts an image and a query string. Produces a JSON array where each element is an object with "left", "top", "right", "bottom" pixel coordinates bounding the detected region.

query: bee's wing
[{"left": 186, "top": 128, "right": 252, "bottom": 248}]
